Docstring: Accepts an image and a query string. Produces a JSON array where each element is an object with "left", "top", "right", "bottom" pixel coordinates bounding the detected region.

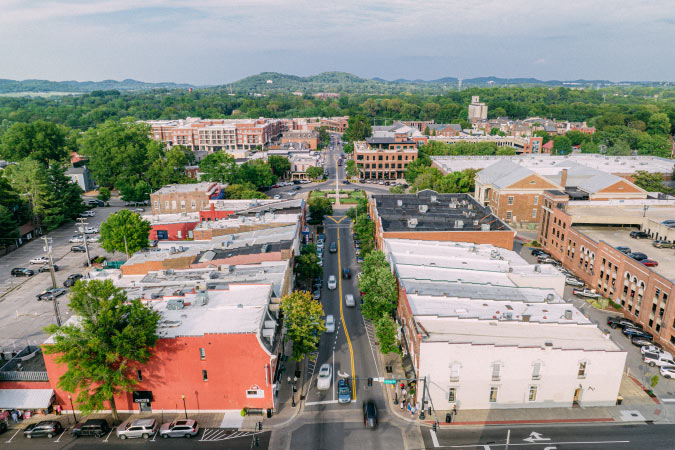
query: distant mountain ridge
[{"left": 0, "top": 78, "right": 196, "bottom": 94}]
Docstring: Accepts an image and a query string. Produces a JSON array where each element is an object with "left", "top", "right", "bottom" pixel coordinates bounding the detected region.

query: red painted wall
[
  {"left": 150, "top": 221, "right": 199, "bottom": 241},
  {"left": 0, "top": 381, "right": 52, "bottom": 390}
]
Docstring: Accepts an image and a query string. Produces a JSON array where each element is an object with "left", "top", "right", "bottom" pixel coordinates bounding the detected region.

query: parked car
[
  {"left": 327, "top": 275, "right": 337, "bottom": 290},
  {"left": 0, "top": 421, "right": 7, "bottom": 434},
  {"left": 565, "top": 277, "right": 584, "bottom": 287},
  {"left": 24, "top": 421, "right": 63, "bottom": 439},
  {"left": 531, "top": 248, "right": 548, "bottom": 255},
  {"left": 159, "top": 419, "right": 199, "bottom": 439},
  {"left": 342, "top": 180, "right": 350, "bottom": 185},
  {"left": 338, "top": 379, "right": 351, "bottom": 404},
  {"left": 273, "top": 195, "right": 281, "bottom": 200},
  {"left": 631, "top": 336, "right": 654, "bottom": 347},
  {"left": 643, "top": 351, "right": 675, "bottom": 367},
  {"left": 316, "top": 239, "right": 324, "bottom": 249},
  {"left": 64, "top": 273, "right": 83, "bottom": 287},
  {"left": 329, "top": 242, "right": 337, "bottom": 253},
  {"left": 607, "top": 317, "right": 642, "bottom": 330},
  {"left": 69, "top": 236, "right": 84, "bottom": 243},
  {"left": 38, "top": 264, "right": 58, "bottom": 273},
  {"left": 363, "top": 401, "right": 378, "bottom": 429},
  {"left": 573, "top": 288, "right": 599, "bottom": 299},
  {"left": 641, "top": 345, "right": 671, "bottom": 359},
  {"left": 11, "top": 267, "right": 34, "bottom": 277},
  {"left": 660, "top": 365, "right": 675, "bottom": 379},
  {"left": 36, "top": 288, "right": 67, "bottom": 301},
  {"left": 116, "top": 418, "right": 158, "bottom": 439},
  {"left": 312, "top": 289, "right": 321, "bottom": 300},
  {"left": 653, "top": 240, "right": 674, "bottom": 249},
  {"left": 71, "top": 245, "right": 87, "bottom": 253},
  {"left": 660, "top": 219, "right": 675, "bottom": 226},
  {"left": 537, "top": 256, "right": 556, "bottom": 264},
  {"left": 29, "top": 256, "right": 49, "bottom": 265},
  {"left": 71, "top": 419, "right": 110, "bottom": 438},
  {"left": 641, "top": 259, "right": 658, "bottom": 267},
  {"left": 79, "top": 210, "right": 95, "bottom": 217},
  {"left": 356, "top": 256, "right": 364, "bottom": 264},
  {"left": 342, "top": 267, "right": 351, "bottom": 279},
  {"left": 616, "top": 246, "right": 631, "bottom": 254},
  {"left": 134, "top": 208, "right": 145, "bottom": 213},
  {"left": 325, "top": 315, "right": 336, "bottom": 333},
  {"left": 629, "top": 231, "right": 650, "bottom": 239},
  {"left": 627, "top": 252, "right": 648, "bottom": 261},
  {"left": 623, "top": 327, "right": 652, "bottom": 339},
  {"left": 317, "top": 363, "right": 332, "bottom": 390},
  {"left": 345, "top": 294, "right": 355, "bottom": 307},
  {"left": 87, "top": 199, "right": 105, "bottom": 207}
]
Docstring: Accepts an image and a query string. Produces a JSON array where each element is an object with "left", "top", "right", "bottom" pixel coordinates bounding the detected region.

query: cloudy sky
[{"left": 2, "top": 0, "right": 674, "bottom": 85}]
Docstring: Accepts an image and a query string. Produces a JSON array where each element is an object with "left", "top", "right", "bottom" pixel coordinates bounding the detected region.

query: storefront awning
[
  {"left": 132, "top": 391, "right": 153, "bottom": 403},
  {"left": 0, "top": 389, "right": 54, "bottom": 409}
]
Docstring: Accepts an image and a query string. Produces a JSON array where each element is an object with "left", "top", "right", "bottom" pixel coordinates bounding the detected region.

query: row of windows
[
  {"left": 447, "top": 385, "right": 539, "bottom": 403},
  {"left": 504, "top": 209, "right": 537, "bottom": 221},
  {"left": 356, "top": 154, "right": 413, "bottom": 161},
  {"left": 360, "top": 163, "right": 405, "bottom": 169},
  {"left": 449, "top": 361, "right": 584, "bottom": 383},
  {"left": 505, "top": 195, "right": 539, "bottom": 206}
]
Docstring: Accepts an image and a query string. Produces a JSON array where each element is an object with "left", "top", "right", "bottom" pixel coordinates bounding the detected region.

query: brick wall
[{"left": 381, "top": 230, "right": 515, "bottom": 251}]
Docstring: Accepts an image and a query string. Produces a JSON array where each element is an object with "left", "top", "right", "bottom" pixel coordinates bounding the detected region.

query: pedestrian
[
  {"left": 55, "top": 405, "right": 62, "bottom": 415},
  {"left": 400, "top": 382, "right": 405, "bottom": 391},
  {"left": 17, "top": 410, "right": 23, "bottom": 421},
  {"left": 401, "top": 387, "right": 407, "bottom": 398},
  {"left": 11, "top": 411, "right": 17, "bottom": 423},
  {"left": 452, "top": 404, "right": 457, "bottom": 419},
  {"left": 400, "top": 399, "right": 405, "bottom": 410}
]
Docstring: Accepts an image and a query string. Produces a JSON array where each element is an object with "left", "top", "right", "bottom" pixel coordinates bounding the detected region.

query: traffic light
[
  {"left": 255, "top": 436, "right": 260, "bottom": 447},
  {"left": 432, "top": 423, "right": 437, "bottom": 432},
  {"left": 367, "top": 377, "right": 373, "bottom": 387},
  {"left": 258, "top": 421, "right": 263, "bottom": 431}
]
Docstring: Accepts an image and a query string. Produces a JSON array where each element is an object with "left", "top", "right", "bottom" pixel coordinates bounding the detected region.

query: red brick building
[{"left": 150, "top": 182, "right": 224, "bottom": 215}]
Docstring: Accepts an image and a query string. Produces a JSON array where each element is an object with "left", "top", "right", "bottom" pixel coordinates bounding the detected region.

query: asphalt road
[{"left": 423, "top": 422, "right": 675, "bottom": 450}]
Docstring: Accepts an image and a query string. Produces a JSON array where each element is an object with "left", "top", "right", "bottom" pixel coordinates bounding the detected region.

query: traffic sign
[{"left": 383, "top": 379, "right": 397, "bottom": 385}]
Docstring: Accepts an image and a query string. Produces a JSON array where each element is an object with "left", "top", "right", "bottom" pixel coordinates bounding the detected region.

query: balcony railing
[{"left": 0, "top": 371, "right": 48, "bottom": 382}]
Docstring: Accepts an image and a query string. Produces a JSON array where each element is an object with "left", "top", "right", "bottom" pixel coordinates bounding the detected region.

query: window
[
  {"left": 489, "top": 386, "right": 498, "bottom": 403},
  {"left": 137, "top": 370, "right": 142, "bottom": 381},
  {"left": 191, "top": 200, "right": 196, "bottom": 209},
  {"left": 202, "top": 370, "right": 208, "bottom": 381},
  {"left": 506, "top": 211, "right": 512, "bottom": 221},
  {"left": 507, "top": 196, "right": 514, "bottom": 205},
  {"left": 532, "top": 209, "right": 537, "bottom": 218},
  {"left": 154, "top": 201, "right": 159, "bottom": 209},
  {"left": 528, "top": 385, "right": 538, "bottom": 402},
  {"left": 180, "top": 200, "right": 186, "bottom": 210},
  {"left": 450, "top": 363, "right": 460, "bottom": 382},
  {"left": 448, "top": 388, "right": 457, "bottom": 402},
  {"left": 199, "top": 348, "right": 206, "bottom": 360},
  {"left": 578, "top": 362, "right": 587, "bottom": 378},
  {"left": 172, "top": 200, "right": 177, "bottom": 210},
  {"left": 176, "top": 230, "right": 182, "bottom": 239},
  {"left": 532, "top": 362, "right": 541, "bottom": 380},
  {"left": 165, "top": 201, "right": 169, "bottom": 210},
  {"left": 533, "top": 196, "right": 539, "bottom": 205},
  {"left": 491, "top": 363, "right": 501, "bottom": 381}
]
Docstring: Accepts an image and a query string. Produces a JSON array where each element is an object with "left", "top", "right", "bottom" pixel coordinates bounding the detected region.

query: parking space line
[
  {"left": 104, "top": 428, "right": 114, "bottom": 441},
  {"left": 151, "top": 430, "right": 159, "bottom": 441},
  {"left": 5, "top": 427, "right": 21, "bottom": 443},
  {"left": 54, "top": 428, "right": 68, "bottom": 442}
]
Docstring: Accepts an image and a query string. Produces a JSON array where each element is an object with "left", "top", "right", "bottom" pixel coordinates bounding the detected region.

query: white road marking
[
  {"left": 104, "top": 429, "right": 114, "bottom": 441},
  {"left": 54, "top": 429, "right": 68, "bottom": 442},
  {"left": 661, "top": 398, "right": 675, "bottom": 402},
  {"left": 332, "top": 349, "right": 335, "bottom": 402},
  {"left": 430, "top": 429, "right": 440, "bottom": 447},
  {"left": 305, "top": 399, "right": 339, "bottom": 406},
  {"left": 5, "top": 427, "right": 21, "bottom": 443},
  {"left": 523, "top": 431, "right": 550, "bottom": 443},
  {"left": 151, "top": 430, "right": 159, "bottom": 441},
  {"left": 441, "top": 440, "right": 630, "bottom": 448},
  {"left": 361, "top": 315, "right": 381, "bottom": 377}
]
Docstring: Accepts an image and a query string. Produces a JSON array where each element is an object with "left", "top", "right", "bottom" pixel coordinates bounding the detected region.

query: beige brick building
[{"left": 150, "top": 182, "right": 225, "bottom": 215}]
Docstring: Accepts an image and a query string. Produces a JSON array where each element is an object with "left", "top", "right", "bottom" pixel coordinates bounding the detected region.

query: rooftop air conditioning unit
[
  {"left": 534, "top": 264, "right": 541, "bottom": 272},
  {"left": 430, "top": 195, "right": 437, "bottom": 202},
  {"left": 503, "top": 312, "right": 513, "bottom": 320},
  {"left": 522, "top": 314, "right": 531, "bottom": 322},
  {"left": 165, "top": 269, "right": 174, "bottom": 275},
  {"left": 419, "top": 204, "right": 428, "bottom": 213},
  {"left": 546, "top": 293, "right": 555, "bottom": 303},
  {"left": 397, "top": 199, "right": 403, "bottom": 207},
  {"left": 454, "top": 220, "right": 464, "bottom": 229},
  {"left": 407, "top": 218, "right": 418, "bottom": 229},
  {"left": 167, "top": 299, "right": 185, "bottom": 310},
  {"left": 481, "top": 224, "right": 490, "bottom": 231},
  {"left": 564, "top": 309, "right": 573, "bottom": 320},
  {"left": 449, "top": 202, "right": 457, "bottom": 209},
  {"left": 196, "top": 291, "right": 209, "bottom": 306}
]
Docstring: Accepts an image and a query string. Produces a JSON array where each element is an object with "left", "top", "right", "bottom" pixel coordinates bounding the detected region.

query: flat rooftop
[
  {"left": 193, "top": 213, "right": 299, "bottom": 231},
  {"left": 373, "top": 191, "right": 510, "bottom": 232},
  {"left": 417, "top": 317, "right": 620, "bottom": 351},
  {"left": 568, "top": 202, "right": 675, "bottom": 226},
  {"left": 153, "top": 182, "right": 219, "bottom": 195},
  {"left": 208, "top": 198, "right": 304, "bottom": 213},
  {"left": 574, "top": 225, "right": 675, "bottom": 280}
]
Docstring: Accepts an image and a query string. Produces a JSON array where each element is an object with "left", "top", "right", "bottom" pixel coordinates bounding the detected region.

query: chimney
[{"left": 560, "top": 168, "right": 568, "bottom": 187}]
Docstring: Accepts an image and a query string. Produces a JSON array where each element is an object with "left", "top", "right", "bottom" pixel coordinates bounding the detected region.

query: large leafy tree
[
  {"left": 359, "top": 265, "right": 397, "bottom": 320},
  {"left": 100, "top": 210, "right": 151, "bottom": 258},
  {"left": 97, "top": 187, "right": 111, "bottom": 203},
  {"left": 308, "top": 197, "right": 333, "bottom": 223},
  {"left": 43, "top": 279, "right": 161, "bottom": 424},
  {"left": 146, "top": 147, "right": 194, "bottom": 189},
  {"left": 552, "top": 135, "right": 572, "bottom": 154},
  {"left": 198, "top": 152, "right": 237, "bottom": 183},
  {"left": 343, "top": 115, "right": 372, "bottom": 142},
  {"left": 295, "top": 244, "right": 322, "bottom": 283},
  {"left": 375, "top": 315, "right": 400, "bottom": 355},
  {"left": 0, "top": 205, "right": 19, "bottom": 248},
  {"left": 318, "top": 126, "right": 330, "bottom": 149},
  {"left": 233, "top": 160, "right": 277, "bottom": 189},
  {"left": 632, "top": 170, "right": 669, "bottom": 193},
  {"left": 280, "top": 291, "right": 326, "bottom": 361},
  {"left": 223, "top": 183, "right": 267, "bottom": 199},
  {"left": 268, "top": 156, "right": 291, "bottom": 178},
  {"left": 305, "top": 166, "right": 324, "bottom": 180},
  {"left": 0, "top": 121, "right": 70, "bottom": 165},
  {"left": 345, "top": 159, "right": 358, "bottom": 178},
  {"left": 647, "top": 113, "right": 671, "bottom": 135}
]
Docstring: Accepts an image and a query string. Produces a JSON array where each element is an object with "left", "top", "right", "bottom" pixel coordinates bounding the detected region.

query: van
[{"left": 345, "top": 294, "right": 355, "bottom": 307}]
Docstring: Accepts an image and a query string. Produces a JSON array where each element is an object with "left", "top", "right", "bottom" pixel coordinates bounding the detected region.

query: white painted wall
[{"left": 419, "top": 341, "right": 625, "bottom": 411}]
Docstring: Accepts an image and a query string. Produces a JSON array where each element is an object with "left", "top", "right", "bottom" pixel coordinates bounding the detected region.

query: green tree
[
  {"left": 606, "top": 139, "right": 632, "bottom": 156},
  {"left": 100, "top": 209, "right": 151, "bottom": 258},
  {"left": 97, "top": 187, "right": 111, "bottom": 203},
  {"left": 580, "top": 140, "right": 600, "bottom": 153},
  {"left": 295, "top": 244, "right": 322, "bottom": 283},
  {"left": 343, "top": 115, "right": 372, "bottom": 142},
  {"left": 359, "top": 265, "right": 397, "bottom": 320},
  {"left": 198, "top": 152, "right": 237, "bottom": 183},
  {"left": 411, "top": 167, "right": 443, "bottom": 192},
  {"left": 496, "top": 147, "right": 516, "bottom": 155},
  {"left": 647, "top": 113, "right": 671, "bottom": 135},
  {"left": 490, "top": 127, "right": 506, "bottom": 136},
  {"left": 632, "top": 170, "right": 668, "bottom": 193},
  {"left": 40, "top": 165, "right": 85, "bottom": 231},
  {"left": 318, "top": 126, "right": 330, "bottom": 149},
  {"left": 353, "top": 215, "right": 375, "bottom": 255},
  {"left": 119, "top": 179, "right": 152, "bottom": 204},
  {"left": 552, "top": 135, "right": 572, "bottom": 154},
  {"left": 268, "top": 156, "right": 291, "bottom": 178},
  {"left": 234, "top": 160, "right": 277, "bottom": 189},
  {"left": 309, "top": 196, "right": 333, "bottom": 223},
  {"left": 280, "top": 291, "right": 326, "bottom": 361},
  {"left": 0, "top": 121, "right": 70, "bottom": 165},
  {"left": 0, "top": 205, "right": 19, "bottom": 248},
  {"left": 404, "top": 155, "right": 432, "bottom": 184},
  {"left": 146, "top": 147, "right": 193, "bottom": 188},
  {"left": 389, "top": 184, "right": 406, "bottom": 194},
  {"left": 43, "top": 279, "right": 161, "bottom": 424},
  {"left": 345, "top": 159, "right": 358, "bottom": 178},
  {"left": 306, "top": 166, "right": 324, "bottom": 180},
  {"left": 342, "top": 142, "right": 354, "bottom": 154},
  {"left": 533, "top": 130, "right": 551, "bottom": 145},
  {"left": 224, "top": 183, "right": 267, "bottom": 199},
  {"left": 423, "top": 126, "right": 431, "bottom": 136},
  {"left": 565, "top": 130, "right": 589, "bottom": 146},
  {"left": 375, "top": 315, "right": 400, "bottom": 355}
]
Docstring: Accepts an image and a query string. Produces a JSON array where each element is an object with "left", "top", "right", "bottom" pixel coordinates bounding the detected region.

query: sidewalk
[{"left": 261, "top": 338, "right": 306, "bottom": 430}]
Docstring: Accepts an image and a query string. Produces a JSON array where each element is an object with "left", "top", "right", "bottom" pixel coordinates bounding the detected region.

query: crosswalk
[
  {"left": 199, "top": 429, "right": 255, "bottom": 441},
  {"left": 307, "top": 350, "right": 320, "bottom": 377}
]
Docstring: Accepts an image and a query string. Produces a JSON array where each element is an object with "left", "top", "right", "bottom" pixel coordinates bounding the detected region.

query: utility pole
[
  {"left": 42, "top": 236, "right": 62, "bottom": 326},
  {"left": 76, "top": 218, "right": 92, "bottom": 267}
]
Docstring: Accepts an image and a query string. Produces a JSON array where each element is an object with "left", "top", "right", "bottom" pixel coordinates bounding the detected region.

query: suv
[
  {"left": 342, "top": 267, "right": 351, "bottom": 279},
  {"left": 329, "top": 242, "right": 337, "bottom": 253},
  {"left": 11, "top": 267, "right": 34, "bottom": 277},
  {"left": 616, "top": 246, "right": 631, "bottom": 254},
  {"left": 71, "top": 245, "right": 87, "bottom": 253},
  {"left": 36, "top": 288, "right": 67, "bottom": 301},
  {"left": 72, "top": 419, "right": 110, "bottom": 438},
  {"left": 607, "top": 317, "right": 642, "bottom": 330},
  {"left": 643, "top": 351, "right": 675, "bottom": 368},
  {"left": 627, "top": 252, "right": 648, "bottom": 261},
  {"left": 38, "top": 264, "right": 58, "bottom": 273},
  {"left": 623, "top": 327, "right": 652, "bottom": 339},
  {"left": 24, "top": 421, "right": 63, "bottom": 439},
  {"left": 116, "top": 418, "right": 158, "bottom": 439},
  {"left": 653, "top": 240, "right": 674, "bottom": 249},
  {"left": 630, "top": 231, "right": 650, "bottom": 239},
  {"left": 159, "top": 419, "right": 199, "bottom": 439},
  {"left": 64, "top": 273, "right": 83, "bottom": 287}
]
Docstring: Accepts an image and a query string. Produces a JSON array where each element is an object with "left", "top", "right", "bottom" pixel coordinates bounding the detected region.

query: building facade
[
  {"left": 150, "top": 182, "right": 225, "bottom": 215},
  {"left": 468, "top": 96, "right": 488, "bottom": 122},
  {"left": 353, "top": 134, "right": 418, "bottom": 180}
]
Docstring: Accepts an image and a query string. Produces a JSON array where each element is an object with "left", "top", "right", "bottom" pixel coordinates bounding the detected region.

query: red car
[{"left": 641, "top": 259, "right": 658, "bottom": 267}]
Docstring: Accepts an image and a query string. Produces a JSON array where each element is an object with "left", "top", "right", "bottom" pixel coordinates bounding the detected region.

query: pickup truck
[{"left": 573, "top": 288, "right": 599, "bottom": 299}]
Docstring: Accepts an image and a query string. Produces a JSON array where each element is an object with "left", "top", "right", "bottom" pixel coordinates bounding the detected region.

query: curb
[{"left": 425, "top": 417, "right": 616, "bottom": 427}]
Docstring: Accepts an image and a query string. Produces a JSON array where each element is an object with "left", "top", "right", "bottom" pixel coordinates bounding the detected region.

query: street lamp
[
  {"left": 67, "top": 394, "right": 77, "bottom": 423},
  {"left": 181, "top": 394, "right": 188, "bottom": 419},
  {"left": 288, "top": 376, "right": 298, "bottom": 407}
]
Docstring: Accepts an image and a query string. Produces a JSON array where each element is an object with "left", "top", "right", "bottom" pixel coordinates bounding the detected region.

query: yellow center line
[{"left": 336, "top": 224, "right": 357, "bottom": 401}]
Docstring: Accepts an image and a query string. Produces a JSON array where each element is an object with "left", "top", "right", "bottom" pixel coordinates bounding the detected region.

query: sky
[{"left": 2, "top": 0, "right": 674, "bottom": 85}]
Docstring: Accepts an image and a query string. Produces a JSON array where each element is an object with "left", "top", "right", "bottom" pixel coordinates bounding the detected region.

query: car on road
[
  {"left": 116, "top": 418, "right": 158, "bottom": 439},
  {"left": 616, "top": 246, "right": 631, "bottom": 254},
  {"left": 273, "top": 195, "right": 281, "bottom": 200},
  {"left": 565, "top": 277, "right": 584, "bottom": 287},
  {"left": 69, "top": 236, "right": 84, "bottom": 243},
  {"left": 71, "top": 419, "right": 110, "bottom": 438},
  {"left": 36, "top": 287, "right": 67, "bottom": 301},
  {"left": 317, "top": 364, "right": 332, "bottom": 390},
  {"left": 86, "top": 199, "right": 105, "bottom": 207},
  {"left": 342, "top": 267, "right": 351, "bottom": 279},
  {"left": 573, "top": 288, "right": 599, "bottom": 299},
  {"left": 641, "top": 259, "right": 658, "bottom": 267},
  {"left": 327, "top": 275, "right": 337, "bottom": 290},
  {"left": 537, "top": 256, "right": 556, "bottom": 264},
  {"left": 629, "top": 231, "right": 650, "bottom": 239},
  {"left": 133, "top": 208, "right": 145, "bottom": 213},
  {"left": 627, "top": 252, "right": 648, "bottom": 261},
  {"left": 79, "top": 210, "right": 95, "bottom": 217},
  {"left": 294, "top": 185, "right": 301, "bottom": 190},
  {"left": 356, "top": 255, "right": 364, "bottom": 264},
  {"left": 312, "top": 289, "right": 321, "bottom": 300},
  {"left": 38, "top": 264, "right": 58, "bottom": 273},
  {"left": 79, "top": 226, "right": 99, "bottom": 234},
  {"left": 338, "top": 379, "right": 351, "bottom": 403},
  {"left": 345, "top": 294, "right": 355, "bottom": 307},
  {"left": 329, "top": 242, "right": 337, "bottom": 253},
  {"left": 653, "top": 240, "right": 674, "bottom": 248},
  {"left": 23, "top": 421, "right": 63, "bottom": 439},
  {"left": 631, "top": 336, "right": 654, "bottom": 347},
  {"left": 325, "top": 315, "right": 336, "bottom": 333},
  {"left": 363, "top": 401, "right": 378, "bottom": 429},
  {"left": 11, "top": 267, "right": 34, "bottom": 277},
  {"left": 660, "top": 365, "right": 675, "bottom": 379},
  {"left": 29, "top": 256, "right": 49, "bottom": 265},
  {"left": 71, "top": 245, "right": 87, "bottom": 253},
  {"left": 643, "top": 351, "right": 675, "bottom": 367},
  {"left": 64, "top": 273, "right": 83, "bottom": 287},
  {"left": 159, "top": 419, "right": 199, "bottom": 439},
  {"left": 607, "top": 317, "right": 642, "bottom": 330}
]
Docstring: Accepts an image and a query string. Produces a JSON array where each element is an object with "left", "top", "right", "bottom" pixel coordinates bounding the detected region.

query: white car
[
  {"left": 641, "top": 345, "right": 673, "bottom": 359},
  {"left": 316, "top": 364, "right": 332, "bottom": 390},
  {"left": 327, "top": 275, "right": 337, "bottom": 290},
  {"left": 643, "top": 351, "right": 675, "bottom": 367},
  {"left": 80, "top": 210, "right": 95, "bottom": 217},
  {"left": 273, "top": 195, "right": 281, "bottom": 200},
  {"left": 69, "top": 236, "right": 84, "bottom": 243},
  {"left": 660, "top": 365, "right": 675, "bottom": 379},
  {"left": 325, "top": 315, "right": 335, "bottom": 333},
  {"left": 316, "top": 239, "right": 324, "bottom": 249},
  {"left": 345, "top": 294, "right": 355, "bottom": 307},
  {"left": 29, "top": 256, "right": 49, "bottom": 265},
  {"left": 86, "top": 236, "right": 99, "bottom": 243},
  {"left": 565, "top": 277, "right": 584, "bottom": 287},
  {"left": 573, "top": 288, "right": 599, "bottom": 299},
  {"left": 79, "top": 226, "right": 99, "bottom": 234}
]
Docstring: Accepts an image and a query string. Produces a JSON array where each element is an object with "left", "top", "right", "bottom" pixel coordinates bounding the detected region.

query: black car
[
  {"left": 342, "top": 180, "right": 350, "bottom": 184},
  {"left": 38, "top": 264, "right": 59, "bottom": 273},
  {"left": 11, "top": 267, "right": 35, "bottom": 277},
  {"left": 71, "top": 245, "right": 87, "bottom": 253},
  {"left": 37, "top": 288, "right": 67, "bottom": 301},
  {"left": 623, "top": 328, "right": 652, "bottom": 339},
  {"left": 627, "top": 252, "right": 648, "bottom": 261},
  {"left": 0, "top": 421, "right": 7, "bottom": 434},
  {"left": 342, "top": 267, "right": 351, "bottom": 279},
  {"left": 24, "top": 421, "right": 63, "bottom": 439},
  {"left": 607, "top": 317, "right": 642, "bottom": 330},
  {"left": 72, "top": 419, "right": 110, "bottom": 438},
  {"left": 629, "top": 231, "right": 650, "bottom": 239},
  {"left": 64, "top": 273, "right": 83, "bottom": 287},
  {"left": 294, "top": 185, "right": 301, "bottom": 190},
  {"left": 363, "top": 401, "right": 378, "bottom": 429},
  {"left": 616, "top": 246, "right": 631, "bottom": 254}
]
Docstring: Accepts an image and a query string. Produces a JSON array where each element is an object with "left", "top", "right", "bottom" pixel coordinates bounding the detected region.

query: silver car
[
  {"left": 159, "top": 419, "right": 199, "bottom": 439},
  {"left": 116, "top": 418, "right": 158, "bottom": 439}
]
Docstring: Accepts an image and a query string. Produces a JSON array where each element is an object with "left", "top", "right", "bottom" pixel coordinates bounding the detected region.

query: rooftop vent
[
  {"left": 564, "top": 309, "right": 573, "bottom": 320},
  {"left": 167, "top": 299, "right": 185, "bottom": 310},
  {"left": 407, "top": 218, "right": 418, "bottom": 229},
  {"left": 454, "top": 220, "right": 464, "bottom": 229},
  {"left": 546, "top": 293, "right": 555, "bottom": 303},
  {"left": 430, "top": 195, "right": 437, "bottom": 202},
  {"left": 480, "top": 224, "right": 490, "bottom": 231},
  {"left": 503, "top": 312, "right": 513, "bottom": 320},
  {"left": 534, "top": 264, "right": 541, "bottom": 272},
  {"left": 522, "top": 314, "right": 531, "bottom": 322},
  {"left": 544, "top": 341, "right": 553, "bottom": 347},
  {"left": 196, "top": 291, "right": 209, "bottom": 306},
  {"left": 165, "top": 269, "right": 175, "bottom": 276},
  {"left": 419, "top": 204, "right": 428, "bottom": 214},
  {"left": 449, "top": 202, "right": 458, "bottom": 209},
  {"left": 397, "top": 199, "right": 403, "bottom": 207}
]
